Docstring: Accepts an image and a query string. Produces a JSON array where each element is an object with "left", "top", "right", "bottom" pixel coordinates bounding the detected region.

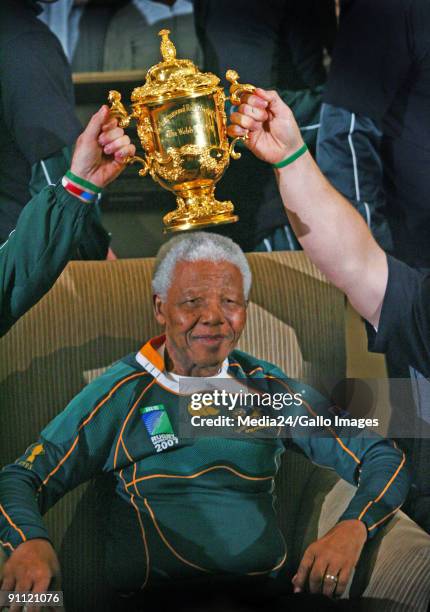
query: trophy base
[
  {"left": 163, "top": 184, "right": 239, "bottom": 233},
  {"left": 164, "top": 211, "right": 239, "bottom": 233}
]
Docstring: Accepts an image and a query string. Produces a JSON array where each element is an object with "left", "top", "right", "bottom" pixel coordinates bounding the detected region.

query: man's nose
[{"left": 200, "top": 300, "right": 225, "bottom": 325}]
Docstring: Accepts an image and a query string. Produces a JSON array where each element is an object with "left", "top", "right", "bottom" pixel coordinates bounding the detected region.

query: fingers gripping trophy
[{"left": 108, "top": 29, "right": 255, "bottom": 232}]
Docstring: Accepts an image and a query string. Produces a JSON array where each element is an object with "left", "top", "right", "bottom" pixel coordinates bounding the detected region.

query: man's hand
[
  {"left": 292, "top": 520, "right": 367, "bottom": 598},
  {"left": 227, "top": 88, "right": 305, "bottom": 165},
  {"left": 0, "top": 539, "right": 60, "bottom": 612},
  {"left": 70, "top": 105, "right": 135, "bottom": 189}
]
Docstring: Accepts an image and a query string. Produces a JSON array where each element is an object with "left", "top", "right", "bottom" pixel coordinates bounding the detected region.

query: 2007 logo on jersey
[{"left": 140, "top": 405, "right": 179, "bottom": 453}]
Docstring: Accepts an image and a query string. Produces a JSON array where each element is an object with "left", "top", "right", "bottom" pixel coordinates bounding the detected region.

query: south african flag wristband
[{"left": 62, "top": 170, "right": 101, "bottom": 204}]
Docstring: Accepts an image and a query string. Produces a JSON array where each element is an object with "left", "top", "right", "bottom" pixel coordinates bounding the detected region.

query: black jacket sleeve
[{"left": 367, "top": 256, "right": 430, "bottom": 377}]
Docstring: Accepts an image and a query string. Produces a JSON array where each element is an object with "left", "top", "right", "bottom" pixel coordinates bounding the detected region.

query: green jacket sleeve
[
  {"left": 30, "top": 147, "right": 110, "bottom": 261},
  {"left": 0, "top": 363, "right": 142, "bottom": 555},
  {"left": 268, "top": 369, "right": 410, "bottom": 538},
  {"left": 0, "top": 182, "right": 91, "bottom": 337}
]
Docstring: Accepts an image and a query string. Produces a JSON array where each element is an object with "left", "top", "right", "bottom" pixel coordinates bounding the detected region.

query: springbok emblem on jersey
[{"left": 17, "top": 443, "right": 45, "bottom": 470}]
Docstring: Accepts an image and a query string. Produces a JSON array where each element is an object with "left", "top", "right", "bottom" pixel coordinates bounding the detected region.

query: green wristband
[
  {"left": 65, "top": 170, "right": 102, "bottom": 194},
  {"left": 272, "top": 143, "right": 308, "bottom": 169}
]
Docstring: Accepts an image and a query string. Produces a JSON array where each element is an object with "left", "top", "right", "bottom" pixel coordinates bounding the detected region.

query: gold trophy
[{"left": 108, "top": 29, "right": 255, "bottom": 232}]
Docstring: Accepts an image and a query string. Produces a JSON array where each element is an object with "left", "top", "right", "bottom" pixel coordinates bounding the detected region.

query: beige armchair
[{"left": 0, "top": 252, "right": 429, "bottom": 611}]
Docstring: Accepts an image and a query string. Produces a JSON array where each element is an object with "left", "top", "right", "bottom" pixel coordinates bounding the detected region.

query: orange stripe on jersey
[
  {"left": 139, "top": 336, "right": 166, "bottom": 372},
  {"left": 357, "top": 501, "right": 373, "bottom": 521},
  {"left": 113, "top": 378, "right": 156, "bottom": 469},
  {"left": 130, "top": 494, "right": 151, "bottom": 589},
  {"left": 120, "top": 438, "right": 133, "bottom": 464},
  {"left": 0, "top": 504, "right": 26, "bottom": 543},
  {"left": 247, "top": 367, "right": 264, "bottom": 375},
  {"left": 133, "top": 463, "right": 139, "bottom": 498},
  {"left": 367, "top": 505, "right": 402, "bottom": 532},
  {"left": 358, "top": 451, "right": 406, "bottom": 521},
  {"left": 266, "top": 375, "right": 361, "bottom": 465},
  {"left": 374, "top": 451, "right": 406, "bottom": 503},
  {"left": 40, "top": 372, "right": 148, "bottom": 490},
  {"left": 0, "top": 538, "right": 15, "bottom": 552},
  {"left": 119, "top": 470, "right": 150, "bottom": 589},
  {"left": 126, "top": 464, "right": 274, "bottom": 489},
  {"left": 246, "top": 550, "right": 287, "bottom": 576},
  {"left": 144, "top": 498, "right": 211, "bottom": 573}
]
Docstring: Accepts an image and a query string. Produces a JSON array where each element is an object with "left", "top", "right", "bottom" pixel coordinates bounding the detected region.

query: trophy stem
[{"left": 163, "top": 183, "right": 239, "bottom": 233}]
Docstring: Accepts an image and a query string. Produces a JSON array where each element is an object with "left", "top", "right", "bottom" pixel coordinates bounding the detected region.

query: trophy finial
[
  {"left": 226, "top": 70, "right": 240, "bottom": 84},
  {"left": 226, "top": 69, "right": 255, "bottom": 106},
  {"left": 108, "top": 90, "right": 132, "bottom": 128},
  {"left": 159, "top": 29, "right": 177, "bottom": 61}
]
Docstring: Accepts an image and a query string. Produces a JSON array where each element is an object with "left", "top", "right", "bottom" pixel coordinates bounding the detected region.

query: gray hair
[{"left": 152, "top": 232, "right": 252, "bottom": 300}]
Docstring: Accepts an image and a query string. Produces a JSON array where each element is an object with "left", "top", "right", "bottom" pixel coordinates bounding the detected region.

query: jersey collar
[
  {"left": 136, "top": 335, "right": 231, "bottom": 392},
  {"left": 138, "top": 334, "right": 166, "bottom": 374}
]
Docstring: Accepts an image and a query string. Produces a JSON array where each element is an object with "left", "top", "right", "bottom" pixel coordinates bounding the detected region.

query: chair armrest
[
  {"left": 294, "top": 476, "right": 430, "bottom": 610},
  {"left": 359, "top": 511, "right": 430, "bottom": 611}
]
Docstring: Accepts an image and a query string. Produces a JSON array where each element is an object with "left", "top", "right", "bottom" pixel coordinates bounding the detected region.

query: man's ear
[{"left": 153, "top": 294, "right": 166, "bottom": 325}]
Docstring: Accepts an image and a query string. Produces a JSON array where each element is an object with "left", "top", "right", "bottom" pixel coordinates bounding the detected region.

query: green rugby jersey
[
  {"left": 0, "top": 336, "right": 410, "bottom": 592},
  {"left": 0, "top": 181, "right": 91, "bottom": 337}
]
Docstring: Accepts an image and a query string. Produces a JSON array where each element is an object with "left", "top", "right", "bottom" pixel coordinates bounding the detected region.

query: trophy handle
[
  {"left": 108, "top": 91, "right": 151, "bottom": 175},
  {"left": 229, "top": 135, "right": 248, "bottom": 160},
  {"left": 124, "top": 155, "right": 151, "bottom": 177},
  {"left": 108, "top": 90, "right": 133, "bottom": 128},
  {"left": 226, "top": 70, "right": 256, "bottom": 106},
  {"left": 226, "top": 70, "right": 255, "bottom": 160}
]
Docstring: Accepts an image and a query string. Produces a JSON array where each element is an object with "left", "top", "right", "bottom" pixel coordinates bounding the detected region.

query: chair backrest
[{"left": 0, "top": 251, "right": 346, "bottom": 610}]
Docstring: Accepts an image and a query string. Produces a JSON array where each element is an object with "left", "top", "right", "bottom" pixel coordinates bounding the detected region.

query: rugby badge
[{"left": 140, "top": 405, "right": 179, "bottom": 453}]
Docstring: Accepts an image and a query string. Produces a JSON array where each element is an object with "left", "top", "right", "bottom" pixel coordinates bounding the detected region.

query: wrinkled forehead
[{"left": 168, "top": 259, "right": 244, "bottom": 294}]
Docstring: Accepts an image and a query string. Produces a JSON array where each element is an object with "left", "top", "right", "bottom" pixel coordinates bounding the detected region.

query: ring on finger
[{"left": 324, "top": 574, "right": 338, "bottom": 584}]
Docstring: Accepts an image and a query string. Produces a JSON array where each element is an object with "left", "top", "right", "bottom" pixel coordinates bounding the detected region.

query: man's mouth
[{"left": 191, "top": 335, "right": 226, "bottom": 345}]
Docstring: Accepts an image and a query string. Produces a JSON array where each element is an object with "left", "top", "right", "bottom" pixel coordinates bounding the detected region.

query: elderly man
[
  {"left": 228, "top": 87, "right": 430, "bottom": 534},
  {"left": 0, "top": 233, "right": 408, "bottom": 610}
]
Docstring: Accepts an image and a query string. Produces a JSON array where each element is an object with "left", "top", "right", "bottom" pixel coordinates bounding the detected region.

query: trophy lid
[{"left": 131, "top": 30, "right": 220, "bottom": 105}]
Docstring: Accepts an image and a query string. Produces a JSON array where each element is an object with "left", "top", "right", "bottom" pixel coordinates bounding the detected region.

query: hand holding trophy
[{"left": 108, "top": 29, "right": 255, "bottom": 232}]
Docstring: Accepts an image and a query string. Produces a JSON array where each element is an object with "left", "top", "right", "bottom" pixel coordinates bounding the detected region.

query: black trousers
[{"left": 112, "top": 577, "right": 364, "bottom": 612}]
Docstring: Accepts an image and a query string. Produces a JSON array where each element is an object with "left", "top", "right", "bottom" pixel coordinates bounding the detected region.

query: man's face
[{"left": 154, "top": 260, "right": 247, "bottom": 375}]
